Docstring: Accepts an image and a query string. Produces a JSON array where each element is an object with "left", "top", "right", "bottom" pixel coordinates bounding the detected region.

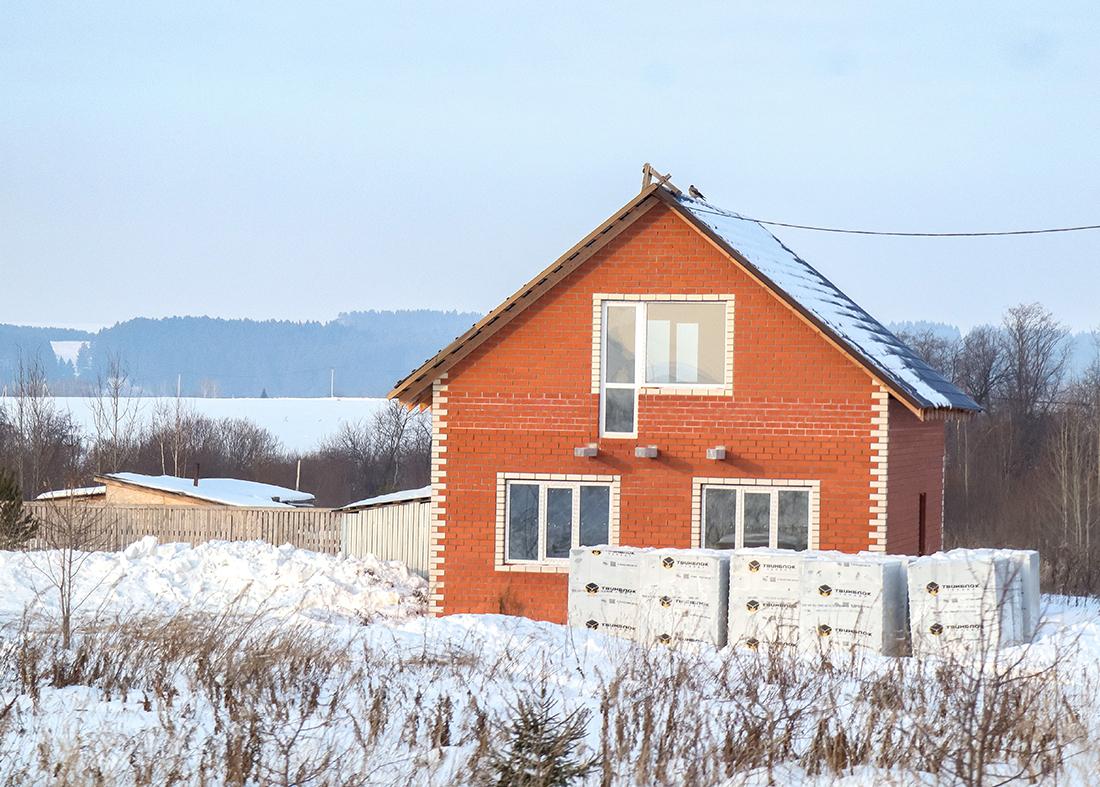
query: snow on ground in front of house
[
  {"left": 0, "top": 538, "right": 426, "bottom": 630},
  {"left": 0, "top": 396, "right": 396, "bottom": 454},
  {"left": 1, "top": 543, "right": 1099, "bottom": 785}
]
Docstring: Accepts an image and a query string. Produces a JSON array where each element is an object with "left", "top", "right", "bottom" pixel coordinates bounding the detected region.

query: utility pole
[
  {"left": 330, "top": 368, "right": 335, "bottom": 398},
  {"left": 177, "top": 373, "right": 182, "bottom": 399}
]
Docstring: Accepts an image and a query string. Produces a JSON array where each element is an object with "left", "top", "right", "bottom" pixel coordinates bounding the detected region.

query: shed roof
[
  {"left": 389, "top": 182, "right": 980, "bottom": 417},
  {"left": 35, "top": 485, "right": 107, "bottom": 501},
  {"left": 340, "top": 485, "right": 432, "bottom": 511},
  {"left": 97, "top": 473, "right": 316, "bottom": 508}
]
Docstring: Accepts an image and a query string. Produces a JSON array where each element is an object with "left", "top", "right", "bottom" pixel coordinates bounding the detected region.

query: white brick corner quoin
[
  {"left": 495, "top": 472, "right": 622, "bottom": 573},
  {"left": 868, "top": 383, "right": 889, "bottom": 552},
  {"left": 427, "top": 375, "right": 449, "bottom": 614}
]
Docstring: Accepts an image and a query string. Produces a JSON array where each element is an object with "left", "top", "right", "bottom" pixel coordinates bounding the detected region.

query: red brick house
[{"left": 389, "top": 176, "right": 979, "bottom": 622}]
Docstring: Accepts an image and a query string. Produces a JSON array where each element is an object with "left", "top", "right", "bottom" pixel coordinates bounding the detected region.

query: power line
[{"left": 688, "top": 205, "right": 1100, "bottom": 237}]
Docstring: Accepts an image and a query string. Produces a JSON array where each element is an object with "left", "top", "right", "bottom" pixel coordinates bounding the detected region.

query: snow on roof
[
  {"left": 102, "top": 473, "right": 315, "bottom": 508},
  {"left": 675, "top": 194, "right": 980, "bottom": 412},
  {"left": 341, "top": 485, "right": 432, "bottom": 510},
  {"left": 35, "top": 485, "right": 107, "bottom": 501}
]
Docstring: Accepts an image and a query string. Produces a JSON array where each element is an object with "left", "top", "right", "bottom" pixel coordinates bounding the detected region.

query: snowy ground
[
  {"left": 0, "top": 542, "right": 1098, "bottom": 785},
  {"left": 0, "top": 396, "right": 393, "bottom": 454}
]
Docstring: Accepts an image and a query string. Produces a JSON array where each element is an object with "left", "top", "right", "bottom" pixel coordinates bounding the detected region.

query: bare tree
[
  {"left": 219, "top": 418, "right": 281, "bottom": 476},
  {"left": 955, "top": 325, "right": 1007, "bottom": 409},
  {"left": 27, "top": 496, "right": 113, "bottom": 648},
  {"left": 89, "top": 352, "right": 142, "bottom": 473},
  {"left": 896, "top": 328, "right": 960, "bottom": 381},
  {"left": 5, "top": 358, "right": 82, "bottom": 496},
  {"left": 1000, "top": 303, "right": 1070, "bottom": 420},
  {"left": 373, "top": 400, "right": 417, "bottom": 491}
]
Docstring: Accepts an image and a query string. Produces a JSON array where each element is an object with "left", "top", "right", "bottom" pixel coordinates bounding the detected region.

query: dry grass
[{"left": 0, "top": 610, "right": 1095, "bottom": 786}]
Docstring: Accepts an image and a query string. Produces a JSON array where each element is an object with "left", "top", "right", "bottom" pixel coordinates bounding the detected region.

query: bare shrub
[{"left": 0, "top": 608, "right": 1095, "bottom": 786}]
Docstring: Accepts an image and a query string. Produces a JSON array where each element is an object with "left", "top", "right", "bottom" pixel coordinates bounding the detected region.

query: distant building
[{"left": 91, "top": 472, "right": 315, "bottom": 508}]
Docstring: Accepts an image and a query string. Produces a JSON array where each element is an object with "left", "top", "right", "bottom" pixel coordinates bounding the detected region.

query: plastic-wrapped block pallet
[
  {"left": 636, "top": 549, "right": 730, "bottom": 649},
  {"left": 567, "top": 546, "right": 643, "bottom": 640},
  {"left": 727, "top": 548, "right": 805, "bottom": 650},
  {"left": 907, "top": 549, "right": 1025, "bottom": 653},
  {"left": 799, "top": 552, "right": 909, "bottom": 656}
]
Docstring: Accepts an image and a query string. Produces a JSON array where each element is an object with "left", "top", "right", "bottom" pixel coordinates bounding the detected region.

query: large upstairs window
[{"left": 599, "top": 299, "right": 728, "bottom": 437}]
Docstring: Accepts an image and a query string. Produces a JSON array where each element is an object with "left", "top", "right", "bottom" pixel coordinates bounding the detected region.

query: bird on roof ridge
[{"left": 688, "top": 184, "right": 706, "bottom": 199}]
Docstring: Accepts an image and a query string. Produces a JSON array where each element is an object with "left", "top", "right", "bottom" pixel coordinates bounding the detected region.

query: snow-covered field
[
  {"left": 0, "top": 396, "right": 393, "bottom": 454},
  {"left": 1, "top": 542, "right": 1098, "bottom": 785}
]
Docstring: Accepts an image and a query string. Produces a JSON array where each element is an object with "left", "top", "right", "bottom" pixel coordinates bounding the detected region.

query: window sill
[
  {"left": 639, "top": 385, "right": 732, "bottom": 396},
  {"left": 497, "top": 563, "right": 572, "bottom": 576},
  {"left": 495, "top": 563, "right": 570, "bottom": 574}
]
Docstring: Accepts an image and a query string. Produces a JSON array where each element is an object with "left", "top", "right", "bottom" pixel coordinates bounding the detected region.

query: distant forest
[
  {"left": 2, "top": 312, "right": 1095, "bottom": 399},
  {"left": 0, "top": 311, "right": 481, "bottom": 397}
]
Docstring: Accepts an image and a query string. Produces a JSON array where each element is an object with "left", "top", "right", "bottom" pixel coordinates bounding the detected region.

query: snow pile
[{"left": 0, "top": 538, "right": 427, "bottom": 628}]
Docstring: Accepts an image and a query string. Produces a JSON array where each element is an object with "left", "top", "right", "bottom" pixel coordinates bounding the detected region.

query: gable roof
[
  {"left": 97, "top": 473, "right": 316, "bottom": 508},
  {"left": 389, "top": 183, "right": 980, "bottom": 417}
]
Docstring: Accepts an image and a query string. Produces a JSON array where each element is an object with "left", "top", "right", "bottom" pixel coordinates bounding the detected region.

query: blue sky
[{"left": 2, "top": 2, "right": 1098, "bottom": 331}]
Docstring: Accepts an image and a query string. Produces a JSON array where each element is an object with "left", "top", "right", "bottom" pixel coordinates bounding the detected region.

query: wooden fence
[
  {"left": 24, "top": 503, "right": 342, "bottom": 555},
  {"left": 340, "top": 500, "right": 430, "bottom": 578},
  {"left": 23, "top": 502, "right": 432, "bottom": 576}
]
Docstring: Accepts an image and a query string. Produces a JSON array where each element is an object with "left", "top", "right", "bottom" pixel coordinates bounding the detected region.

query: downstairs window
[
  {"left": 700, "top": 484, "right": 814, "bottom": 551},
  {"left": 505, "top": 480, "right": 613, "bottom": 564}
]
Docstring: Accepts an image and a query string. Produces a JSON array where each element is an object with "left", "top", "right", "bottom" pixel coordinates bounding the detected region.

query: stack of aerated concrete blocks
[
  {"left": 636, "top": 549, "right": 730, "bottom": 649},
  {"left": 727, "top": 549, "right": 803, "bottom": 651},
  {"left": 567, "top": 546, "right": 644, "bottom": 640},
  {"left": 799, "top": 552, "right": 909, "bottom": 656},
  {"left": 907, "top": 549, "right": 1040, "bottom": 654},
  {"left": 568, "top": 545, "right": 1041, "bottom": 657}
]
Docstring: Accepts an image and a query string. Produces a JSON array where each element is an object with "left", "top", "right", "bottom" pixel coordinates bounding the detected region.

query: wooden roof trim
[
  {"left": 389, "top": 184, "right": 664, "bottom": 406},
  {"left": 651, "top": 189, "right": 941, "bottom": 420}
]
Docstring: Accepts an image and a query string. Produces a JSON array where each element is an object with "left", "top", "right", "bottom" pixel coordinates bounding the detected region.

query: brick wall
[
  {"left": 431, "top": 203, "right": 909, "bottom": 623},
  {"left": 885, "top": 398, "right": 946, "bottom": 555}
]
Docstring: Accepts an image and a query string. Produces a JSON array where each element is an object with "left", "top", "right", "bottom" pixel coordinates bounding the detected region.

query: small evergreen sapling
[
  {"left": 480, "top": 687, "right": 598, "bottom": 787},
  {"left": 0, "top": 468, "right": 37, "bottom": 550}
]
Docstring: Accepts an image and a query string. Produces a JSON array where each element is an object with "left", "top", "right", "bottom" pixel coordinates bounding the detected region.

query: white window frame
[
  {"left": 599, "top": 301, "right": 643, "bottom": 438},
  {"left": 597, "top": 296, "right": 733, "bottom": 438},
  {"left": 496, "top": 473, "right": 621, "bottom": 572},
  {"left": 692, "top": 478, "right": 820, "bottom": 551}
]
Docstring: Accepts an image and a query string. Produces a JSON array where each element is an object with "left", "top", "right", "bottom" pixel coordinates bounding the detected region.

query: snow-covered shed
[{"left": 93, "top": 472, "right": 316, "bottom": 508}]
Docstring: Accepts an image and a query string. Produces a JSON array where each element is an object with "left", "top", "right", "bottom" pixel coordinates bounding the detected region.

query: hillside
[{"left": 0, "top": 310, "right": 480, "bottom": 397}]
